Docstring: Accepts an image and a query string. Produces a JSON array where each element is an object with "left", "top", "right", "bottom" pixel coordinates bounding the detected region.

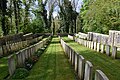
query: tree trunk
[
  {"left": 13, "top": 0, "right": 18, "bottom": 33},
  {"left": 1, "top": 0, "right": 7, "bottom": 35}
]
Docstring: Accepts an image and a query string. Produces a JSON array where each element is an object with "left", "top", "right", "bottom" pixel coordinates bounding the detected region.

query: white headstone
[
  {"left": 8, "top": 55, "right": 16, "bottom": 76},
  {"left": 95, "top": 70, "right": 109, "bottom": 80},
  {"left": 75, "top": 52, "right": 78, "bottom": 72},
  {"left": 94, "top": 42, "right": 97, "bottom": 51},
  {"left": 106, "top": 45, "right": 110, "bottom": 56},
  {"left": 101, "top": 44, "right": 105, "bottom": 53},
  {"left": 111, "top": 46, "right": 117, "bottom": 59},
  {"left": 97, "top": 43, "right": 100, "bottom": 52},
  {"left": 78, "top": 55, "right": 85, "bottom": 80},
  {"left": 84, "top": 61, "right": 93, "bottom": 80}
]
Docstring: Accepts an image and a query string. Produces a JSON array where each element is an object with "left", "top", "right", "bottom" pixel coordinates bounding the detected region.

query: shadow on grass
[
  {"left": 63, "top": 39, "right": 73, "bottom": 43},
  {"left": 26, "top": 50, "right": 76, "bottom": 80},
  {"left": 0, "top": 57, "right": 9, "bottom": 79},
  {"left": 50, "top": 41, "right": 59, "bottom": 44},
  {"left": 62, "top": 37, "right": 120, "bottom": 80},
  {"left": 116, "top": 51, "right": 120, "bottom": 59}
]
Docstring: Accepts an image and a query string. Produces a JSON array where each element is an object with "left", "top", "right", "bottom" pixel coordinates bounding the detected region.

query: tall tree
[
  {"left": 0, "top": 0, "right": 9, "bottom": 35},
  {"left": 79, "top": 0, "right": 120, "bottom": 33},
  {"left": 58, "top": 0, "right": 78, "bottom": 33}
]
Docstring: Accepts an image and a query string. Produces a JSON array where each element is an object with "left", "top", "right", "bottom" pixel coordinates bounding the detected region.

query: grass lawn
[
  {"left": 26, "top": 37, "right": 75, "bottom": 80},
  {"left": 62, "top": 37, "right": 120, "bottom": 80},
  {"left": 0, "top": 57, "right": 9, "bottom": 79}
]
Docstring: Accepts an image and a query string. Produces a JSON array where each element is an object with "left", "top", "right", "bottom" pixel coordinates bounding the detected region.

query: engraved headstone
[
  {"left": 108, "top": 30, "right": 115, "bottom": 46},
  {"left": 88, "top": 32, "right": 93, "bottom": 41},
  {"left": 111, "top": 46, "right": 117, "bottom": 59},
  {"left": 84, "top": 61, "right": 93, "bottom": 80},
  {"left": 78, "top": 55, "right": 85, "bottom": 80},
  {"left": 106, "top": 45, "right": 110, "bottom": 56},
  {"left": 8, "top": 55, "right": 16, "bottom": 76},
  {"left": 97, "top": 43, "right": 100, "bottom": 52},
  {"left": 74, "top": 52, "right": 78, "bottom": 72},
  {"left": 95, "top": 70, "right": 109, "bottom": 80},
  {"left": 101, "top": 44, "right": 105, "bottom": 53},
  {"left": 114, "top": 31, "right": 120, "bottom": 47}
]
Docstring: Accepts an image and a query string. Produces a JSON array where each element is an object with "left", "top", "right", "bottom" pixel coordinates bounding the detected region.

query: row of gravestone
[
  {"left": 68, "top": 35, "right": 75, "bottom": 40},
  {"left": 0, "top": 33, "right": 24, "bottom": 45},
  {"left": 0, "top": 36, "right": 43, "bottom": 57},
  {"left": 75, "top": 30, "right": 120, "bottom": 59},
  {"left": 0, "top": 33, "right": 34, "bottom": 45},
  {"left": 60, "top": 37, "right": 109, "bottom": 80},
  {"left": 74, "top": 38, "right": 111, "bottom": 57},
  {"left": 75, "top": 30, "right": 120, "bottom": 48},
  {"left": 8, "top": 36, "right": 51, "bottom": 77},
  {"left": 0, "top": 33, "right": 45, "bottom": 47}
]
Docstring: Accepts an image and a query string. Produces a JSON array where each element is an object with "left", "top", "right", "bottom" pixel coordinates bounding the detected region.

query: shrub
[{"left": 12, "top": 68, "right": 29, "bottom": 79}]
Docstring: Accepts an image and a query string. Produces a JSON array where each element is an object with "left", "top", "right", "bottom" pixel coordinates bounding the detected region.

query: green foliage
[
  {"left": 79, "top": 0, "right": 120, "bottom": 34},
  {"left": 59, "top": 1, "right": 78, "bottom": 33},
  {"left": 12, "top": 68, "right": 29, "bottom": 79},
  {"left": 29, "top": 19, "right": 44, "bottom": 33},
  {"left": 0, "top": 0, "right": 52, "bottom": 36},
  {"left": 0, "top": 57, "right": 8, "bottom": 79}
]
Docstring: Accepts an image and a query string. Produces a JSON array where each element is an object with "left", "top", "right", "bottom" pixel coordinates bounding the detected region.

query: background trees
[
  {"left": 58, "top": 0, "right": 79, "bottom": 33},
  {"left": 78, "top": 0, "right": 120, "bottom": 34},
  {"left": 0, "top": 0, "right": 54, "bottom": 36},
  {"left": 0, "top": 0, "right": 119, "bottom": 36}
]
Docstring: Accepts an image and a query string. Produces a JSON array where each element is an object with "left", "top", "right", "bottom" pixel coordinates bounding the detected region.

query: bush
[{"left": 12, "top": 68, "right": 29, "bottom": 79}]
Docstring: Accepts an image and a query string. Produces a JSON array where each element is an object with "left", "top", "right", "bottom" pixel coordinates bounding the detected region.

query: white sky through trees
[
  {"left": 46, "top": 0, "right": 83, "bottom": 18},
  {"left": 31, "top": 0, "right": 83, "bottom": 19}
]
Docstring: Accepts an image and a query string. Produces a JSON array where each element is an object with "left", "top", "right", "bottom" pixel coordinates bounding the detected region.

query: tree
[
  {"left": 58, "top": 0, "right": 78, "bottom": 33},
  {"left": 79, "top": 0, "right": 120, "bottom": 33},
  {"left": 0, "top": 0, "right": 9, "bottom": 35}
]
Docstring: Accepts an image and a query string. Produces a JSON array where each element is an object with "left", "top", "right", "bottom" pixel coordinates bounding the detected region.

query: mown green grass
[
  {"left": 62, "top": 37, "right": 120, "bottom": 80},
  {"left": 0, "top": 57, "right": 8, "bottom": 79},
  {"left": 26, "top": 37, "right": 75, "bottom": 80}
]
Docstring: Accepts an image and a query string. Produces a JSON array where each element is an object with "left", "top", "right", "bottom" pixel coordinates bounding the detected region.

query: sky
[{"left": 31, "top": 0, "right": 83, "bottom": 19}]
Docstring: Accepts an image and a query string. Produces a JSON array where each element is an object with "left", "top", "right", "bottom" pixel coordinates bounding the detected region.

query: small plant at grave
[
  {"left": 25, "top": 55, "right": 39, "bottom": 70},
  {"left": 40, "top": 47, "right": 45, "bottom": 51},
  {"left": 44, "top": 45, "right": 48, "bottom": 48},
  {"left": 34, "top": 50, "right": 42, "bottom": 57},
  {"left": 12, "top": 68, "right": 29, "bottom": 79},
  {"left": 25, "top": 58, "right": 33, "bottom": 70},
  {"left": 31, "top": 55, "right": 39, "bottom": 63}
]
